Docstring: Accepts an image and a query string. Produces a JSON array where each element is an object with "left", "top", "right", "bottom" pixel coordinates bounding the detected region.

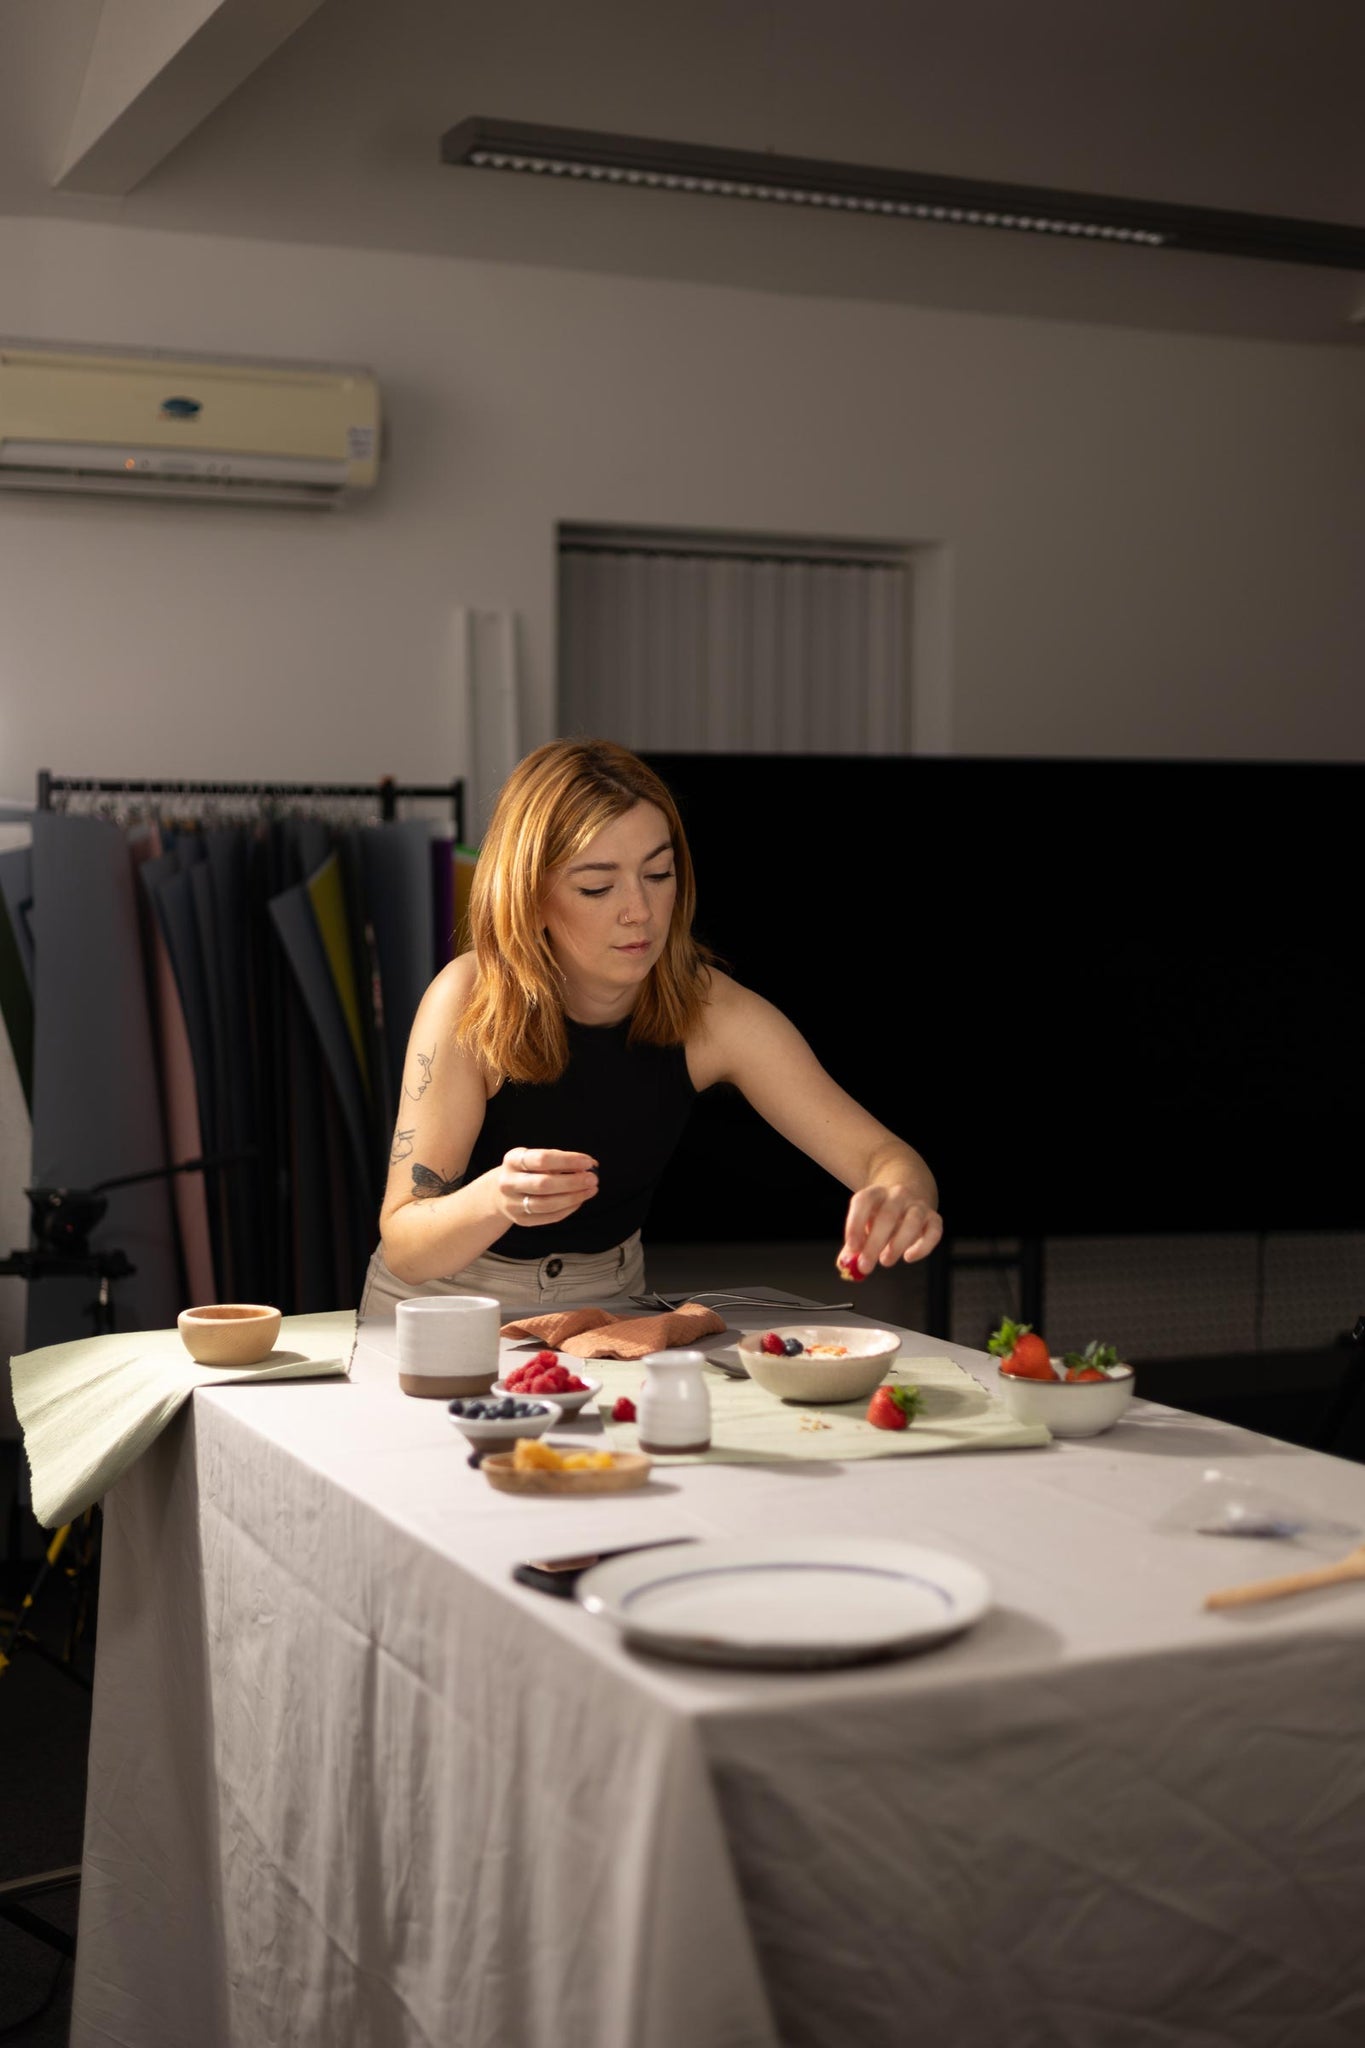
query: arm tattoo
[
  {"left": 404, "top": 1050, "right": 435, "bottom": 1102},
  {"left": 411, "top": 1162, "right": 462, "bottom": 1200},
  {"left": 391, "top": 1128, "right": 415, "bottom": 1164}
]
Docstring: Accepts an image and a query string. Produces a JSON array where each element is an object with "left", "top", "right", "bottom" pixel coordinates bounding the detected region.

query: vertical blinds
[{"left": 558, "top": 534, "right": 912, "bottom": 753}]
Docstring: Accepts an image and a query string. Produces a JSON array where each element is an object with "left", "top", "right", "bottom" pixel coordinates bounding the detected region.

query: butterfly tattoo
[{"left": 411, "top": 1163, "right": 462, "bottom": 1200}]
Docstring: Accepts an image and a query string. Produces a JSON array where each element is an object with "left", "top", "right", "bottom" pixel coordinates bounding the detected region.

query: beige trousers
[{"left": 357, "top": 1231, "right": 647, "bottom": 1326}]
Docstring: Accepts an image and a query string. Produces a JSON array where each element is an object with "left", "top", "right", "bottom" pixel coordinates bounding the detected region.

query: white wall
[{"left": 1, "top": 213, "right": 1362, "bottom": 828}]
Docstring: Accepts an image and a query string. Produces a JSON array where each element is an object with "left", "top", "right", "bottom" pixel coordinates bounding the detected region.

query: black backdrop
[{"left": 641, "top": 754, "right": 1362, "bottom": 1243}]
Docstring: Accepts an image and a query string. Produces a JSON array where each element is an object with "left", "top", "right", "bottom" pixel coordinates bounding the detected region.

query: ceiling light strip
[
  {"left": 465, "top": 150, "right": 1165, "bottom": 243},
  {"left": 442, "top": 119, "right": 1365, "bottom": 272}
]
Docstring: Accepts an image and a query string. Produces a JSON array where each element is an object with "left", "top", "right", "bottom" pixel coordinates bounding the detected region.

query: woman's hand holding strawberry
[{"left": 839, "top": 1184, "right": 943, "bottom": 1280}]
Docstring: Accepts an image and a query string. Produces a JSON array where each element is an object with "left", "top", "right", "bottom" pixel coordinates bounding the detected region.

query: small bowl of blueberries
[{"left": 447, "top": 1392, "right": 562, "bottom": 1462}]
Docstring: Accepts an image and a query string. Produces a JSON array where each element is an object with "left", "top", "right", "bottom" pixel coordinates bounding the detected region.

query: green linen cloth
[
  {"left": 10, "top": 1309, "right": 353, "bottom": 1527},
  {"left": 595, "top": 1350, "right": 1051, "bottom": 1462}
]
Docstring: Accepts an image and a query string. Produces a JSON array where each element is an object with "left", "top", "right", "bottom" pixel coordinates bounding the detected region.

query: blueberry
[
  {"left": 448, "top": 1399, "right": 466, "bottom": 1414},
  {"left": 783, "top": 1337, "right": 804, "bottom": 1357},
  {"left": 497, "top": 1398, "right": 515, "bottom": 1419},
  {"left": 466, "top": 1450, "right": 484, "bottom": 1468}
]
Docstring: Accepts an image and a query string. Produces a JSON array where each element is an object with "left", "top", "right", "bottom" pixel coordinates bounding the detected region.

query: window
[{"left": 558, "top": 524, "right": 945, "bottom": 753}]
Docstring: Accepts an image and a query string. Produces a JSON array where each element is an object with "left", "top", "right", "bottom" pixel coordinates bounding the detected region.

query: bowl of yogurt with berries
[{"left": 737, "top": 1325, "right": 902, "bottom": 1404}]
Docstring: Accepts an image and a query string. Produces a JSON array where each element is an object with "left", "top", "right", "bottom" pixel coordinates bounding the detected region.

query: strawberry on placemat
[{"left": 866, "top": 1385, "right": 922, "bottom": 1430}]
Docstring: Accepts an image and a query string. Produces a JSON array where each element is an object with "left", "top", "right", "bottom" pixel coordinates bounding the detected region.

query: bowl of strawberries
[
  {"left": 493, "top": 1351, "right": 602, "bottom": 1419},
  {"left": 988, "top": 1320, "right": 1134, "bottom": 1437}
]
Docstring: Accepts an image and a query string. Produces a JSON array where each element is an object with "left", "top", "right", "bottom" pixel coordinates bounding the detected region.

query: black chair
[{"left": 1313, "top": 1316, "right": 1365, "bottom": 1458}]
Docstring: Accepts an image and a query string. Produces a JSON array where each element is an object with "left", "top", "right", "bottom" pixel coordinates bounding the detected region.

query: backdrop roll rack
[{"left": 36, "top": 770, "right": 466, "bottom": 841}]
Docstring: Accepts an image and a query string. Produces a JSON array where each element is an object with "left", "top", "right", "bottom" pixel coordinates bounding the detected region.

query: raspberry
[
  {"left": 612, "top": 1396, "right": 637, "bottom": 1423},
  {"left": 760, "top": 1332, "right": 787, "bottom": 1356},
  {"left": 531, "top": 1350, "right": 559, "bottom": 1369},
  {"left": 564, "top": 1374, "right": 588, "bottom": 1392}
]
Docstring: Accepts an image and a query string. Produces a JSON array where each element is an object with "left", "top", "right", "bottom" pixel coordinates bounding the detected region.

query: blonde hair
[{"left": 455, "top": 739, "right": 713, "bottom": 1083}]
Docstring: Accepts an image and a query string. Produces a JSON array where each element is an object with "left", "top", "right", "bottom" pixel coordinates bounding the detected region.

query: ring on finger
[{"left": 522, "top": 1193, "right": 532, "bottom": 1214}]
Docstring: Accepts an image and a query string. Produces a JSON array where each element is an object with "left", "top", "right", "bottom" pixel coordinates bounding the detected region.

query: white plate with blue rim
[{"left": 575, "top": 1534, "right": 990, "bottom": 1669}]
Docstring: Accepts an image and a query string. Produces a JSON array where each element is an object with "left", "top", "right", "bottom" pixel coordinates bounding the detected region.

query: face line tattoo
[{"left": 404, "top": 1049, "right": 435, "bottom": 1102}]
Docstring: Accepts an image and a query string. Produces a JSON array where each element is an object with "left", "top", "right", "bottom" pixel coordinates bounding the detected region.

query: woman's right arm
[{"left": 378, "top": 958, "right": 598, "bottom": 1283}]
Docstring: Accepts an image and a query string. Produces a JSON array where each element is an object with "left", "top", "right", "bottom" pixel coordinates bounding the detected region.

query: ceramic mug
[
  {"left": 396, "top": 1294, "right": 501, "bottom": 1400},
  {"left": 637, "top": 1347, "right": 712, "bottom": 1454}
]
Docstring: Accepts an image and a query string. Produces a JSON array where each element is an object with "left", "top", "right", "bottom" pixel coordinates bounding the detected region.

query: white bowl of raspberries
[{"left": 493, "top": 1350, "right": 602, "bottom": 1419}]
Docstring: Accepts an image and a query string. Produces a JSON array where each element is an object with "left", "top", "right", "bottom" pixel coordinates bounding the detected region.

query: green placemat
[
  {"left": 11, "top": 1309, "right": 354, "bottom": 1527},
  {"left": 594, "top": 1351, "right": 1051, "bottom": 1463}
]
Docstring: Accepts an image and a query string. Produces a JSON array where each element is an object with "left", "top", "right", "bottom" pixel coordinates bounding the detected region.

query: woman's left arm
[{"left": 693, "top": 975, "right": 943, "bottom": 1274}]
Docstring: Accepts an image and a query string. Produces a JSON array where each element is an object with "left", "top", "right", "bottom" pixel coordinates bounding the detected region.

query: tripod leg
[
  {"left": 0, "top": 1867, "right": 81, "bottom": 1957},
  {"left": 85, "top": 1273, "right": 116, "bottom": 1335},
  {"left": 63, "top": 1506, "right": 100, "bottom": 1663},
  {"left": 0, "top": 1523, "right": 71, "bottom": 1675}
]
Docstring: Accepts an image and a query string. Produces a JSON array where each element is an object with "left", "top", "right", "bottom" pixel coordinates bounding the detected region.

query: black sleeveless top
[{"left": 465, "top": 1018, "right": 697, "bottom": 1258}]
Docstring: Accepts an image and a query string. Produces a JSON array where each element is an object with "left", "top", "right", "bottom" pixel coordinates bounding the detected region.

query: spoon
[{"left": 1204, "top": 1543, "right": 1365, "bottom": 1611}]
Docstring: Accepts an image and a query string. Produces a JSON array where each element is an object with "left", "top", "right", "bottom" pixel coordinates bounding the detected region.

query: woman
[{"left": 361, "top": 739, "right": 941, "bottom": 1317}]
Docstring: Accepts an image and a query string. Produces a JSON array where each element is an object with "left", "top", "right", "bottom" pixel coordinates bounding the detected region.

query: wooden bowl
[
  {"left": 479, "top": 1450, "right": 653, "bottom": 1496},
  {"left": 178, "top": 1303, "right": 282, "bottom": 1367}
]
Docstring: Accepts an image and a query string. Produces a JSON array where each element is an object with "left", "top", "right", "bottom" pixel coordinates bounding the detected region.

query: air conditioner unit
[{"left": 0, "top": 342, "right": 381, "bottom": 508}]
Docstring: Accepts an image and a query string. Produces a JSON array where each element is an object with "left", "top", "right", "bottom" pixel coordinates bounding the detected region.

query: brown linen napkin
[
  {"left": 498, "top": 1307, "right": 615, "bottom": 1346},
  {"left": 560, "top": 1302, "right": 726, "bottom": 1360}
]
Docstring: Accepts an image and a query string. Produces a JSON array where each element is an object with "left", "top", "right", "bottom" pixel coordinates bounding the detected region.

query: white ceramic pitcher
[{"left": 637, "top": 1347, "right": 712, "bottom": 1454}]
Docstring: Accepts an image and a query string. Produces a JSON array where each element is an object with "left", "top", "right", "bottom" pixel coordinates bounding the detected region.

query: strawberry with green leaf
[
  {"left": 866, "top": 1383, "right": 922, "bottom": 1430},
  {"left": 987, "top": 1317, "right": 1056, "bottom": 1381},
  {"left": 1059, "top": 1340, "right": 1121, "bottom": 1382}
]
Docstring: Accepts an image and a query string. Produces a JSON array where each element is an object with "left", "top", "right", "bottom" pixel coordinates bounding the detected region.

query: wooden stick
[{"left": 1204, "top": 1544, "right": 1365, "bottom": 1610}]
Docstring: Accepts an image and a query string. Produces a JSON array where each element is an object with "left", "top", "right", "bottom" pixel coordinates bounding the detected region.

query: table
[{"left": 70, "top": 1294, "right": 1365, "bottom": 2047}]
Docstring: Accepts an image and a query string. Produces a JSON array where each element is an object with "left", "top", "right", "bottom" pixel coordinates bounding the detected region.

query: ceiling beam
[{"left": 55, "top": 0, "right": 327, "bottom": 196}]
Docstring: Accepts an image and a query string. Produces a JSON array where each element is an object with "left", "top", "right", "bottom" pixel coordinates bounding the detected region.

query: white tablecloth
[{"left": 70, "top": 1296, "right": 1365, "bottom": 2048}]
